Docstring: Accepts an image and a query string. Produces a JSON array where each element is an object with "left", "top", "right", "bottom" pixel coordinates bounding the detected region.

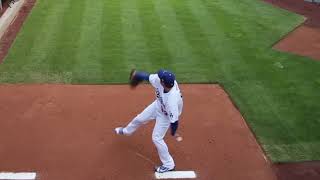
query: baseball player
[{"left": 115, "top": 69, "right": 183, "bottom": 173}]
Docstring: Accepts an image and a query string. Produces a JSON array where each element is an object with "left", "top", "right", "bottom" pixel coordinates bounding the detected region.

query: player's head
[{"left": 158, "top": 69, "right": 175, "bottom": 88}]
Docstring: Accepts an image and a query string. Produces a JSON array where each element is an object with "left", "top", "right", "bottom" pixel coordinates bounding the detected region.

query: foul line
[{"left": 0, "top": 172, "right": 36, "bottom": 180}]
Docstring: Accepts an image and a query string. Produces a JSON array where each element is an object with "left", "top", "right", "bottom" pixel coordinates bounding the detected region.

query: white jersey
[{"left": 149, "top": 74, "right": 183, "bottom": 123}]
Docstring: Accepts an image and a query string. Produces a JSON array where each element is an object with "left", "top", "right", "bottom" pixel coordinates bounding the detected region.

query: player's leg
[
  {"left": 117, "top": 101, "right": 157, "bottom": 135},
  {"left": 152, "top": 115, "right": 175, "bottom": 172}
]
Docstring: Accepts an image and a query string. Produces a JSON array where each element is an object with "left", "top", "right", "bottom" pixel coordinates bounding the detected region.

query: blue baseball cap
[{"left": 157, "top": 69, "right": 175, "bottom": 88}]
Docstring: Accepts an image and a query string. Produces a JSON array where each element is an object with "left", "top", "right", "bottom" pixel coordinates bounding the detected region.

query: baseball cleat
[
  {"left": 115, "top": 127, "right": 125, "bottom": 135},
  {"left": 155, "top": 165, "right": 175, "bottom": 173}
]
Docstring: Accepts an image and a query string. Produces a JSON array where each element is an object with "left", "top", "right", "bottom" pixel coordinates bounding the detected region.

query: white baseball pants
[{"left": 123, "top": 101, "right": 175, "bottom": 169}]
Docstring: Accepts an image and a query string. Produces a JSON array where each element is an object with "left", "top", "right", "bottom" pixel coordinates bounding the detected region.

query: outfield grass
[{"left": 0, "top": 0, "right": 320, "bottom": 162}]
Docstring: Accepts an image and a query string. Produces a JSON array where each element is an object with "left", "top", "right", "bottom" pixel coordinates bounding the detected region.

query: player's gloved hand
[
  {"left": 129, "top": 69, "right": 150, "bottom": 88},
  {"left": 170, "top": 121, "right": 179, "bottom": 136}
]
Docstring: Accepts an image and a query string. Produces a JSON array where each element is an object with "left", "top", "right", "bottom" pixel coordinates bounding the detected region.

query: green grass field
[{"left": 0, "top": 0, "right": 320, "bottom": 162}]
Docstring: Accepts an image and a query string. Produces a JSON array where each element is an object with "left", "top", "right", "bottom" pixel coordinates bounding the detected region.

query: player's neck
[{"left": 163, "top": 87, "right": 172, "bottom": 93}]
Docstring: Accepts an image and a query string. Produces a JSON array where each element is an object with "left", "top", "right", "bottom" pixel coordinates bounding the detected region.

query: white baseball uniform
[{"left": 123, "top": 73, "right": 183, "bottom": 169}]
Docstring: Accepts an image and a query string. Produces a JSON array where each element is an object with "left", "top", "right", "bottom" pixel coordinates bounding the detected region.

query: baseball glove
[{"left": 129, "top": 69, "right": 141, "bottom": 88}]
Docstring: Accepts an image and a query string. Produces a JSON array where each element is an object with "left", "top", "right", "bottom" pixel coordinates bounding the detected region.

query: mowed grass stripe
[
  {"left": 167, "top": 0, "right": 217, "bottom": 82},
  {"left": 136, "top": 0, "right": 171, "bottom": 69},
  {"left": 182, "top": 0, "right": 245, "bottom": 82},
  {"left": 205, "top": 0, "right": 302, "bottom": 46},
  {"left": 200, "top": 0, "right": 263, "bottom": 49},
  {"left": 121, "top": 0, "right": 151, "bottom": 69},
  {"left": 22, "top": 1, "right": 72, "bottom": 73},
  {"left": 72, "top": 0, "right": 104, "bottom": 83},
  {"left": 100, "top": 0, "right": 127, "bottom": 82},
  {"left": 153, "top": 0, "right": 198, "bottom": 73},
  {"left": 44, "top": 0, "right": 87, "bottom": 75}
]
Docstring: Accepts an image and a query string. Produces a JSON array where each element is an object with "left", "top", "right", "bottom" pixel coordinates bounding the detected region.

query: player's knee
[{"left": 152, "top": 134, "right": 163, "bottom": 144}]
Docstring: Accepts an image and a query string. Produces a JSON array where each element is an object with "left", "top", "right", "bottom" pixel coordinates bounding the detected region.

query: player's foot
[
  {"left": 155, "top": 165, "right": 175, "bottom": 173},
  {"left": 115, "top": 127, "right": 125, "bottom": 135}
]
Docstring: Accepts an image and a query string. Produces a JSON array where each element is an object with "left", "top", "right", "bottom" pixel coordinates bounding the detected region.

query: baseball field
[{"left": 0, "top": 0, "right": 319, "bottom": 179}]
